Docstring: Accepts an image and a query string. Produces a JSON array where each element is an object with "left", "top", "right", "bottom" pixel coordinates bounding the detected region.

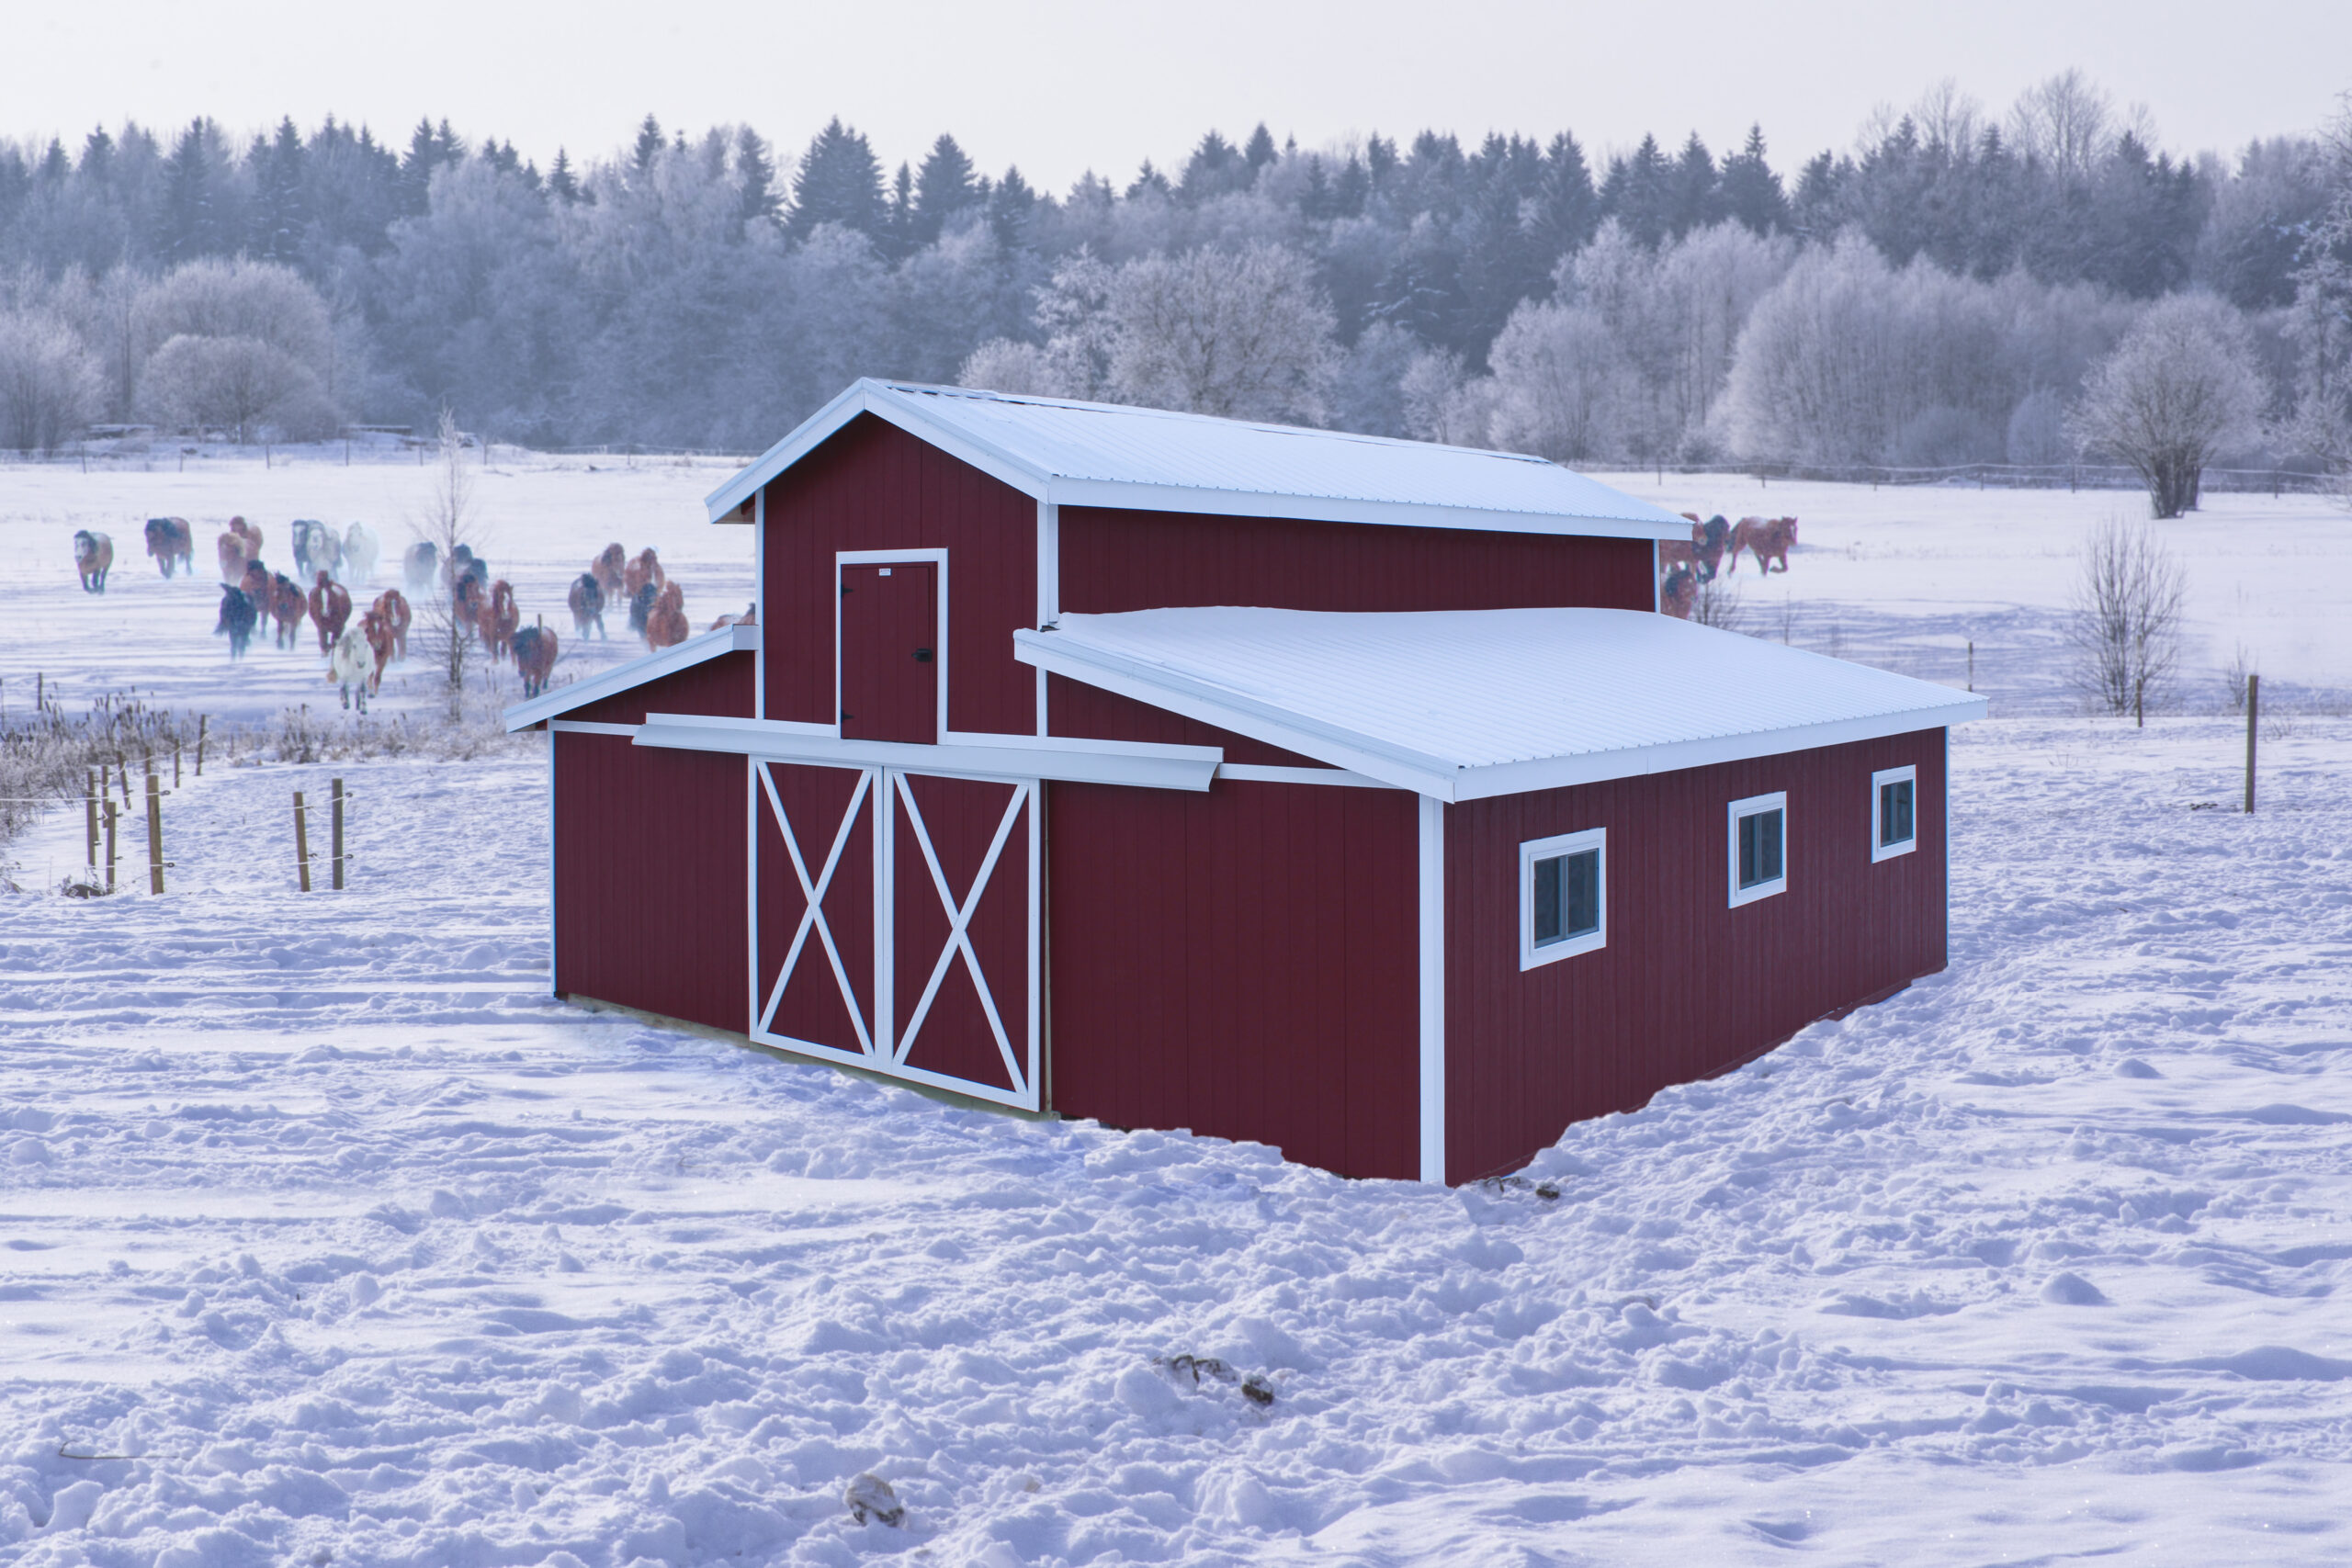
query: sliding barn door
[{"left": 752, "top": 761, "right": 1039, "bottom": 1111}]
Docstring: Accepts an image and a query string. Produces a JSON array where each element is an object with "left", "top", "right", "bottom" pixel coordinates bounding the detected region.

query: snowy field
[{"left": 2, "top": 458, "right": 2351, "bottom": 1564}]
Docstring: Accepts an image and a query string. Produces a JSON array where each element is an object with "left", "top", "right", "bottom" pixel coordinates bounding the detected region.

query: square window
[
  {"left": 1872, "top": 765, "right": 1917, "bottom": 862},
  {"left": 1521, "top": 828, "right": 1605, "bottom": 969},
  {"left": 1727, "top": 791, "right": 1788, "bottom": 907}
]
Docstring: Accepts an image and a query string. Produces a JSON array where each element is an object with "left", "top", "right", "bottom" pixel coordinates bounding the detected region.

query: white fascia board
[
  {"left": 635, "top": 713, "right": 1221, "bottom": 791},
  {"left": 1017, "top": 629, "right": 1990, "bottom": 803},
  {"left": 1043, "top": 478, "right": 1690, "bottom": 542},
  {"left": 1017, "top": 631, "right": 1464, "bottom": 796},
  {"left": 705, "top": 380, "right": 1049, "bottom": 523},
  {"left": 501, "top": 622, "right": 761, "bottom": 732}
]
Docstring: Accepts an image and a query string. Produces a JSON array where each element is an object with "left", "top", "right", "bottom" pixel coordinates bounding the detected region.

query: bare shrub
[
  {"left": 412, "top": 409, "right": 486, "bottom": 722},
  {"left": 1690, "top": 576, "right": 1747, "bottom": 632},
  {"left": 2222, "top": 643, "right": 2257, "bottom": 713},
  {"left": 2070, "top": 517, "right": 2186, "bottom": 725}
]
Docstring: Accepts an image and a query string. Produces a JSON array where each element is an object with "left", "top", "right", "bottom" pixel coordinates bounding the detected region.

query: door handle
[{"left": 913, "top": 648, "right": 933, "bottom": 662}]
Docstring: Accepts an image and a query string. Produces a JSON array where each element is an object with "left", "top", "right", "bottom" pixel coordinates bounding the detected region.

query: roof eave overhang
[
  {"left": 1014, "top": 629, "right": 1989, "bottom": 803},
  {"left": 501, "top": 622, "right": 760, "bottom": 732},
  {"left": 632, "top": 712, "right": 1222, "bottom": 790}
]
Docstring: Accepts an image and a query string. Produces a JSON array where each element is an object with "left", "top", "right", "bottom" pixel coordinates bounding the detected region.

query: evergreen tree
[
  {"left": 786, "top": 118, "right": 886, "bottom": 243},
  {"left": 79, "top": 127, "right": 116, "bottom": 186},
  {"left": 250, "top": 116, "right": 308, "bottom": 264},
  {"left": 1299, "top": 155, "right": 1333, "bottom": 220},
  {"left": 548, "top": 148, "right": 582, "bottom": 205},
  {"left": 1600, "top": 134, "right": 1673, "bottom": 248},
  {"left": 1243, "top": 123, "right": 1279, "bottom": 179},
  {"left": 1789, "top": 150, "right": 1843, "bottom": 237},
  {"left": 632, "top": 114, "right": 665, "bottom": 179},
  {"left": 1718, "top": 125, "right": 1788, "bottom": 235},
  {"left": 1365, "top": 134, "right": 1399, "bottom": 192},
  {"left": 1532, "top": 131, "right": 1599, "bottom": 257},
  {"left": 399, "top": 118, "right": 461, "bottom": 216},
  {"left": 1126, "top": 159, "right": 1171, "bottom": 200},
  {"left": 737, "top": 127, "right": 781, "bottom": 227},
  {"left": 36, "top": 138, "right": 70, "bottom": 186},
  {"left": 1332, "top": 153, "right": 1370, "bottom": 219},
  {"left": 913, "top": 133, "right": 979, "bottom": 243},
  {"left": 988, "top": 165, "right": 1037, "bottom": 249},
  {"left": 160, "top": 118, "right": 222, "bottom": 260},
  {"left": 1178, "top": 131, "right": 1247, "bottom": 203},
  {"left": 1668, "top": 132, "right": 1721, "bottom": 238}
]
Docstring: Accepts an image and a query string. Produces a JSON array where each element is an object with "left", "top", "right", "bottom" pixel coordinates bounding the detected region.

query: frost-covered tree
[
  {"left": 1106, "top": 243, "right": 1337, "bottom": 422},
  {"left": 786, "top": 119, "right": 886, "bottom": 244},
  {"left": 141, "top": 331, "right": 333, "bottom": 442},
  {"left": 0, "top": 309, "right": 102, "bottom": 452},
  {"left": 1483, "top": 300, "right": 1619, "bottom": 462},
  {"left": 2069, "top": 293, "right": 2266, "bottom": 516}
]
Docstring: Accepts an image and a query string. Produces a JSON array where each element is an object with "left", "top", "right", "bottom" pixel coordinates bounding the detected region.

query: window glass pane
[
  {"left": 1760, "top": 808, "right": 1782, "bottom": 882},
  {"left": 1738, "top": 813, "right": 1759, "bottom": 886},
  {"left": 1892, "top": 781, "right": 1914, "bottom": 843},
  {"left": 1564, "top": 849, "right": 1600, "bottom": 937},
  {"left": 1532, "top": 854, "right": 1563, "bottom": 944}
]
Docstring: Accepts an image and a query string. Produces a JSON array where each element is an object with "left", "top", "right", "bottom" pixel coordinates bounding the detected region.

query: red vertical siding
[
  {"left": 1442, "top": 730, "right": 1950, "bottom": 1183},
  {"left": 762, "top": 416, "right": 1038, "bottom": 734},
  {"left": 1047, "top": 773, "right": 1421, "bottom": 1179},
  {"left": 1044, "top": 674, "right": 1334, "bottom": 768},
  {"left": 565, "top": 649, "right": 754, "bottom": 727},
  {"left": 552, "top": 737, "right": 747, "bottom": 1034},
  {"left": 1058, "top": 507, "right": 1654, "bottom": 615}
]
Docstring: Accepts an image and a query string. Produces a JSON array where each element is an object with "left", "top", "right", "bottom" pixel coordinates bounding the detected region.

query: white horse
[
  {"left": 327, "top": 624, "right": 374, "bottom": 712},
  {"left": 342, "top": 521, "right": 379, "bottom": 585}
]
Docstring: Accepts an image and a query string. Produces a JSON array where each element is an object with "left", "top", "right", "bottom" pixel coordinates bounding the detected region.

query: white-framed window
[
  {"left": 1871, "top": 764, "right": 1917, "bottom": 862},
  {"left": 1727, "top": 791, "right": 1787, "bottom": 908},
  {"left": 1520, "top": 828, "right": 1606, "bottom": 970}
]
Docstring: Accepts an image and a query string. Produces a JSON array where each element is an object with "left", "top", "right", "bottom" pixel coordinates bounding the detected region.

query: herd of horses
[
  {"left": 83, "top": 516, "right": 713, "bottom": 710},
  {"left": 1657, "top": 513, "right": 1799, "bottom": 619}
]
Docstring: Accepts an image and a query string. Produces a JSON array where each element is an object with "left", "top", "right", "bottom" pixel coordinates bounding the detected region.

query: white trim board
[
  {"left": 1015, "top": 628, "right": 1984, "bottom": 802},
  {"left": 1417, "top": 795, "right": 1446, "bottom": 1186},
  {"left": 1871, "top": 763, "right": 1919, "bottom": 863},
  {"left": 635, "top": 713, "right": 1220, "bottom": 792},
  {"left": 548, "top": 720, "right": 639, "bottom": 738},
  {"left": 1727, "top": 790, "right": 1789, "bottom": 908},
  {"left": 704, "top": 379, "right": 1692, "bottom": 542},
  {"left": 1217, "top": 763, "right": 1393, "bottom": 788},
  {"left": 503, "top": 621, "right": 760, "bottom": 732}
]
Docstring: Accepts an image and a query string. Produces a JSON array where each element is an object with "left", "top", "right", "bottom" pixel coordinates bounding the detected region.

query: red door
[{"left": 840, "top": 564, "right": 937, "bottom": 741}]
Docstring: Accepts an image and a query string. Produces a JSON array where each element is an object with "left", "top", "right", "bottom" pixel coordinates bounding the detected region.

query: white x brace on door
[{"left": 750, "top": 760, "right": 1040, "bottom": 1111}]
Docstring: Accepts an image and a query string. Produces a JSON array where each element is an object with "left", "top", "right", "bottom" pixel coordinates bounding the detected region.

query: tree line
[{"left": 0, "top": 71, "right": 2346, "bottom": 488}]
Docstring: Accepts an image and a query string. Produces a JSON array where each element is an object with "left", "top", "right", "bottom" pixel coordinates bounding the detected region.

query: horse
[
  {"left": 403, "top": 540, "right": 438, "bottom": 592},
  {"left": 568, "top": 573, "right": 605, "bottom": 638},
  {"left": 370, "top": 589, "right": 412, "bottom": 660},
  {"left": 623, "top": 547, "right": 664, "bottom": 604},
  {"left": 269, "top": 573, "right": 309, "bottom": 649},
  {"left": 290, "top": 521, "right": 328, "bottom": 580},
  {"left": 326, "top": 624, "right": 374, "bottom": 712},
  {"left": 707, "top": 604, "right": 757, "bottom": 631},
  {"left": 1728, "top": 515, "right": 1798, "bottom": 574},
  {"left": 1659, "top": 564, "right": 1696, "bottom": 619},
  {"left": 218, "top": 529, "right": 250, "bottom": 582},
  {"left": 145, "top": 517, "right": 194, "bottom": 578},
  {"left": 230, "top": 516, "right": 263, "bottom": 559},
  {"left": 74, "top": 530, "right": 113, "bottom": 592},
  {"left": 592, "top": 543, "right": 628, "bottom": 607},
  {"left": 452, "top": 569, "right": 488, "bottom": 638},
  {"left": 239, "top": 559, "right": 273, "bottom": 626},
  {"left": 1693, "top": 515, "right": 1732, "bottom": 581},
  {"left": 214, "top": 585, "right": 257, "bottom": 659},
  {"left": 360, "top": 607, "right": 398, "bottom": 694},
  {"left": 627, "top": 581, "right": 659, "bottom": 636},
  {"left": 1658, "top": 540, "right": 1695, "bottom": 573},
  {"left": 644, "top": 581, "right": 689, "bottom": 650},
  {"left": 445, "top": 543, "right": 478, "bottom": 590},
  {"left": 341, "top": 522, "right": 379, "bottom": 585},
  {"left": 480, "top": 580, "right": 521, "bottom": 662},
  {"left": 512, "top": 624, "right": 560, "bottom": 698},
  {"left": 310, "top": 571, "right": 353, "bottom": 654}
]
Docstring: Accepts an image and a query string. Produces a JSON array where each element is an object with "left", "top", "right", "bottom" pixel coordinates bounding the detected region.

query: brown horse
[
  {"left": 239, "top": 559, "right": 273, "bottom": 622},
  {"left": 592, "top": 543, "right": 628, "bottom": 607},
  {"left": 480, "top": 580, "right": 521, "bottom": 662},
  {"left": 370, "top": 589, "right": 412, "bottom": 660},
  {"left": 145, "top": 517, "right": 194, "bottom": 578},
  {"left": 644, "top": 581, "right": 688, "bottom": 650},
  {"left": 310, "top": 571, "right": 353, "bottom": 653},
  {"left": 268, "top": 572, "right": 308, "bottom": 649},
  {"left": 512, "top": 623, "right": 560, "bottom": 697},
  {"left": 360, "top": 607, "right": 398, "bottom": 694},
  {"left": 623, "top": 547, "right": 664, "bottom": 604},
  {"left": 1727, "top": 515, "right": 1799, "bottom": 574}
]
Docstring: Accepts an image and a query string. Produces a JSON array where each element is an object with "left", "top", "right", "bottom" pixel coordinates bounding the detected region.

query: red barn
[{"left": 508, "top": 380, "right": 1983, "bottom": 1184}]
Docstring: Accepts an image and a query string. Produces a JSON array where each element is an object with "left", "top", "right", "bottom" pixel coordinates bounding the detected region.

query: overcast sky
[{"left": 6, "top": 0, "right": 2347, "bottom": 189}]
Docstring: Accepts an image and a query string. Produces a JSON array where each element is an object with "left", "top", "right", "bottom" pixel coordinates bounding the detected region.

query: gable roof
[
  {"left": 1014, "top": 607, "right": 1985, "bottom": 802},
  {"left": 706, "top": 379, "right": 1690, "bottom": 542},
  {"left": 502, "top": 621, "right": 759, "bottom": 732}
]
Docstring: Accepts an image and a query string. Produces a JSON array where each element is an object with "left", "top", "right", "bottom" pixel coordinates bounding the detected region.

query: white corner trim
[
  {"left": 1216, "top": 763, "right": 1394, "bottom": 788},
  {"left": 1727, "top": 790, "right": 1789, "bottom": 908},
  {"left": 501, "top": 621, "right": 760, "bottom": 731},
  {"left": 1871, "top": 763, "right": 1919, "bottom": 862},
  {"left": 634, "top": 714, "right": 1220, "bottom": 791},
  {"left": 1519, "top": 827, "right": 1606, "bottom": 970},
  {"left": 1418, "top": 794, "right": 1446, "bottom": 1187}
]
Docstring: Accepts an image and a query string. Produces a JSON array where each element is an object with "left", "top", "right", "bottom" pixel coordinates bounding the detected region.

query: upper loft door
[{"left": 839, "top": 561, "right": 938, "bottom": 741}]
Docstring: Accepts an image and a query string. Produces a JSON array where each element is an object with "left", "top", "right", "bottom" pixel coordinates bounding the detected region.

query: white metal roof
[
  {"left": 1014, "top": 607, "right": 1986, "bottom": 801},
  {"left": 502, "top": 622, "right": 759, "bottom": 732},
  {"left": 706, "top": 379, "right": 1691, "bottom": 542}
]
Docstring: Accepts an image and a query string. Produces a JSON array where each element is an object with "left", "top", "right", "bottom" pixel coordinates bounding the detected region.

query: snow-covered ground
[{"left": 3, "top": 460, "right": 2351, "bottom": 1564}]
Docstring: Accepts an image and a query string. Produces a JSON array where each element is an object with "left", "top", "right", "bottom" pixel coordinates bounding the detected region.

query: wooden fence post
[
  {"left": 293, "top": 791, "right": 312, "bottom": 892},
  {"left": 2245, "top": 673, "right": 2259, "bottom": 815},
  {"left": 174, "top": 739, "right": 182, "bottom": 788},
  {"left": 103, "top": 799, "right": 117, "bottom": 892},
  {"left": 146, "top": 769, "right": 164, "bottom": 895},
  {"left": 197, "top": 714, "right": 208, "bottom": 776},
  {"left": 331, "top": 777, "right": 345, "bottom": 891},
  {"left": 1967, "top": 640, "right": 1974, "bottom": 694},
  {"left": 85, "top": 769, "right": 97, "bottom": 868}
]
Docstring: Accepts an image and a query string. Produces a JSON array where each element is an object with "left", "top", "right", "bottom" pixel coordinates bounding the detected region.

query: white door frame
[{"left": 834, "top": 548, "right": 948, "bottom": 742}]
